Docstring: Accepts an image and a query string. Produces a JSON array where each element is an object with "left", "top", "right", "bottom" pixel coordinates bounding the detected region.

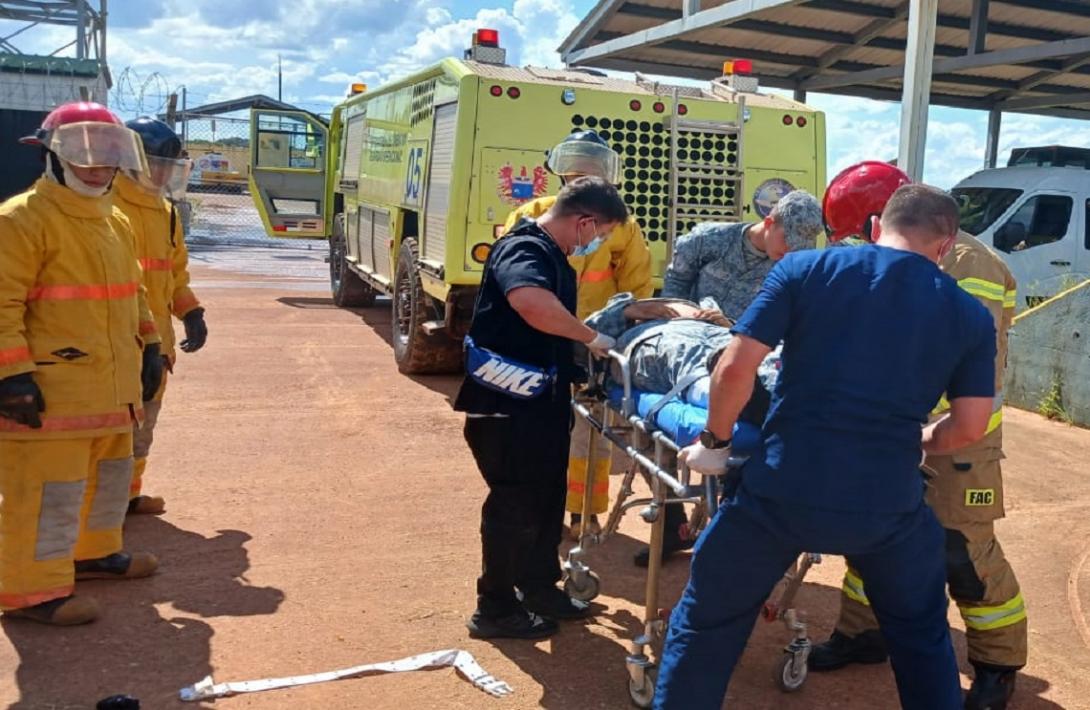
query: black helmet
[{"left": 125, "top": 116, "right": 182, "bottom": 159}]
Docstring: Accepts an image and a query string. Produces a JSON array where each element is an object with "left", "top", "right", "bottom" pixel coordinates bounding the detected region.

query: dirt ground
[{"left": 2, "top": 246, "right": 1088, "bottom": 710}]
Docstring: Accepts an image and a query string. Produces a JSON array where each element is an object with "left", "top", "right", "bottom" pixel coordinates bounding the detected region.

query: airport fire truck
[{"left": 248, "top": 30, "right": 827, "bottom": 373}]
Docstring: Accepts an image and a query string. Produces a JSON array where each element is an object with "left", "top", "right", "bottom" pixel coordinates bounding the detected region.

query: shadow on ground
[{"left": 3, "top": 518, "right": 284, "bottom": 709}]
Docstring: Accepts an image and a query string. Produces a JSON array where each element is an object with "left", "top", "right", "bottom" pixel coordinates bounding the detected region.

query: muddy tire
[
  {"left": 392, "top": 238, "right": 462, "bottom": 374},
  {"left": 330, "top": 213, "right": 377, "bottom": 308}
]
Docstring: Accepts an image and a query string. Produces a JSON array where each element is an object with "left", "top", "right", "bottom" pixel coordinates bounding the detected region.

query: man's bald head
[{"left": 879, "top": 184, "right": 960, "bottom": 244}]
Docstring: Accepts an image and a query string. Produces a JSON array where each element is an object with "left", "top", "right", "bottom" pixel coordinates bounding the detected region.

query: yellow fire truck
[{"left": 248, "top": 30, "right": 827, "bottom": 374}]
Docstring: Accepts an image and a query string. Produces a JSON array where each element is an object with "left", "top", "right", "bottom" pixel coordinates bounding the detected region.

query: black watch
[{"left": 699, "top": 429, "right": 732, "bottom": 449}]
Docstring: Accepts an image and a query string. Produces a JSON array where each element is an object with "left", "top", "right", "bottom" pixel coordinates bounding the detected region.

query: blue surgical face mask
[{"left": 572, "top": 219, "right": 605, "bottom": 257}]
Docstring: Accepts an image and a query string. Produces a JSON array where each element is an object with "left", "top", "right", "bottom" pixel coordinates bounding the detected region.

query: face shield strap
[{"left": 47, "top": 151, "right": 66, "bottom": 186}]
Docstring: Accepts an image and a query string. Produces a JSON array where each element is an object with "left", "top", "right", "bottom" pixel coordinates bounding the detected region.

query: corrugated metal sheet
[{"left": 563, "top": 0, "right": 1090, "bottom": 119}]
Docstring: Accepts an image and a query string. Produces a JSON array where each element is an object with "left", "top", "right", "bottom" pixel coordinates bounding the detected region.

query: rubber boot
[
  {"left": 2, "top": 594, "right": 100, "bottom": 626},
  {"left": 965, "top": 664, "right": 1017, "bottom": 710},
  {"left": 127, "top": 495, "right": 165, "bottom": 515},
  {"left": 75, "top": 552, "right": 159, "bottom": 581},
  {"left": 808, "top": 629, "right": 889, "bottom": 671},
  {"left": 520, "top": 586, "right": 592, "bottom": 621}
]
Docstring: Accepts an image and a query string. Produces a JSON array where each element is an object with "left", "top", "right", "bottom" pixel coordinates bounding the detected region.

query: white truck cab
[{"left": 953, "top": 146, "right": 1090, "bottom": 310}]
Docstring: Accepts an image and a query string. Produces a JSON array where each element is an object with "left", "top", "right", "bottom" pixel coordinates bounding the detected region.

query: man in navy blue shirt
[
  {"left": 455, "top": 177, "right": 628, "bottom": 640},
  {"left": 653, "top": 184, "right": 997, "bottom": 709}
]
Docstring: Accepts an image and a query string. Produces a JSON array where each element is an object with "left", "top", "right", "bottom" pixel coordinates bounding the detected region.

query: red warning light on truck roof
[{"left": 476, "top": 28, "right": 500, "bottom": 47}]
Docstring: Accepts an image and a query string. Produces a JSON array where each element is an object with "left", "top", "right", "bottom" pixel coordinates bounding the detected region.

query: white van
[{"left": 952, "top": 146, "right": 1090, "bottom": 310}]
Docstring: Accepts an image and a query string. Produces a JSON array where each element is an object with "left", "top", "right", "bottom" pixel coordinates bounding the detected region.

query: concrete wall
[{"left": 1006, "top": 280, "right": 1090, "bottom": 426}]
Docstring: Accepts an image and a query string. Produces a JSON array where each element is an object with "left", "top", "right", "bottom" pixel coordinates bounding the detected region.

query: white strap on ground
[{"left": 178, "top": 648, "right": 512, "bottom": 701}]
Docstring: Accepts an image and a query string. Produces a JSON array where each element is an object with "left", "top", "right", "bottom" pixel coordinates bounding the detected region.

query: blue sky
[{"left": 4, "top": 0, "right": 1089, "bottom": 187}]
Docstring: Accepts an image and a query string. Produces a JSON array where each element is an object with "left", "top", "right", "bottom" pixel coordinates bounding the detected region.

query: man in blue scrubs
[{"left": 653, "top": 184, "right": 998, "bottom": 710}]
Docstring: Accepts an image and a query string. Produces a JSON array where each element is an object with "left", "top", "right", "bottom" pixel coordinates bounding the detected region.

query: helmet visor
[
  {"left": 48, "top": 122, "right": 149, "bottom": 173},
  {"left": 546, "top": 141, "right": 621, "bottom": 184},
  {"left": 136, "top": 155, "right": 191, "bottom": 197}
]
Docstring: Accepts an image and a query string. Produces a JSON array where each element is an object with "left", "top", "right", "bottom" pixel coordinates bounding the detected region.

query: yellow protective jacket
[
  {"left": 504, "top": 196, "right": 653, "bottom": 319},
  {"left": 114, "top": 175, "right": 201, "bottom": 362},
  {"left": 0, "top": 178, "right": 159, "bottom": 440},
  {"left": 935, "top": 231, "right": 1017, "bottom": 450},
  {"left": 925, "top": 232, "right": 1017, "bottom": 523}
]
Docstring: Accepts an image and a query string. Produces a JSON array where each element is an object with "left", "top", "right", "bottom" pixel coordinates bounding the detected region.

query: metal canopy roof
[{"left": 560, "top": 0, "right": 1090, "bottom": 121}]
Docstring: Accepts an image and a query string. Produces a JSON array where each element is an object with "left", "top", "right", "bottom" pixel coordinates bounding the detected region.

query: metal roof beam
[
  {"left": 792, "top": 0, "right": 909, "bottom": 81},
  {"left": 558, "top": 0, "right": 623, "bottom": 56},
  {"left": 802, "top": 35, "right": 1090, "bottom": 90},
  {"left": 986, "top": 53, "right": 1090, "bottom": 103},
  {"left": 593, "top": 30, "right": 819, "bottom": 68},
  {"left": 564, "top": 0, "right": 808, "bottom": 65},
  {"left": 997, "top": 91, "right": 1090, "bottom": 111}
]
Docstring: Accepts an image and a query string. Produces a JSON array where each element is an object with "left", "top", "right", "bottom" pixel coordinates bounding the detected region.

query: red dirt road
[{"left": 2, "top": 251, "right": 1088, "bottom": 709}]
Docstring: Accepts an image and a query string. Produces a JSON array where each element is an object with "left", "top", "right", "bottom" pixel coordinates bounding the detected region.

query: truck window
[
  {"left": 953, "top": 187, "right": 1022, "bottom": 236},
  {"left": 992, "top": 194, "right": 1073, "bottom": 254},
  {"left": 255, "top": 113, "right": 325, "bottom": 170}
]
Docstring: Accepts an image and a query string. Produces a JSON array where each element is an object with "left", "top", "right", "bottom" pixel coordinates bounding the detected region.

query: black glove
[
  {"left": 0, "top": 372, "right": 45, "bottom": 429},
  {"left": 141, "top": 343, "right": 164, "bottom": 402},
  {"left": 180, "top": 307, "right": 207, "bottom": 353}
]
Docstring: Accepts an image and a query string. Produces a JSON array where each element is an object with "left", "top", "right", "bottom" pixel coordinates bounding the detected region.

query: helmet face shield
[
  {"left": 48, "top": 122, "right": 149, "bottom": 174},
  {"left": 136, "top": 155, "right": 191, "bottom": 197},
  {"left": 546, "top": 140, "right": 622, "bottom": 184}
]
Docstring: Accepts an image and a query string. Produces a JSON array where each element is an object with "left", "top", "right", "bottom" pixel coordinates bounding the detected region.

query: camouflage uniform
[
  {"left": 662, "top": 190, "right": 823, "bottom": 320},
  {"left": 586, "top": 293, "right": 781, "bottom": 398}
]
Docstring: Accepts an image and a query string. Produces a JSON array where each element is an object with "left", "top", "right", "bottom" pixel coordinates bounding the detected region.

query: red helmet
[
  {"left": 20, "top": 101, "right": 122, "bottom": 146},
  {"left": 822, "top": 161, "right": 912, "bottom": 241}
]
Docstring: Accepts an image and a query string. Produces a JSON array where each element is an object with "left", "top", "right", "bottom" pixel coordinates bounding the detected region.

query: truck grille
[{"left": 570, "top": 114, "right": 740, "bottom": 244}]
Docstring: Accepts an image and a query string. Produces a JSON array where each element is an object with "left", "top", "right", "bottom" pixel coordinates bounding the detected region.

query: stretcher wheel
[
  {"left": 564, "top": 570, "right": 601, "bottom": 602},
  {"left": 774, "top": 652, "right": 807, "bottom": 692},
  {"left": 628, "top": 667, "right": 657, "bottom": 708}
]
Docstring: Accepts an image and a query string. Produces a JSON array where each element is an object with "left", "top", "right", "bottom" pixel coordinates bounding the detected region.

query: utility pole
[
  {"left": 181, "top": 86, "right": 187, "bottom": 147},
  {"left": 278, "top": 54, "right": 283, "bottom": 101}
]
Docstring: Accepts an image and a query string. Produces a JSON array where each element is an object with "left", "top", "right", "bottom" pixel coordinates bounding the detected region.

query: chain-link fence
[{"left": 178, "top": 112, "right": 311, "bottom": 250}]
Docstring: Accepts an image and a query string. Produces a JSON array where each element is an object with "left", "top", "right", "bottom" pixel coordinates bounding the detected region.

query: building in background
[{"left": 0, "top": 1, "right": 109, "bottom": 200}]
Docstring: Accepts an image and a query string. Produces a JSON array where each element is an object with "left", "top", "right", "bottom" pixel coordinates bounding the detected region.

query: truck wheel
[
  {"left": 392, "top": 238, "right": 463, "bottom": 374},
  {"left": 330, "top": 213, "right": 376, "bottom": 308}
]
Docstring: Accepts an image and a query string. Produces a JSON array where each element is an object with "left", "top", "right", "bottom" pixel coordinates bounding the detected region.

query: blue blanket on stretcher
[{"left": 607, "top": 386, "right": 763, "bottom": 454}]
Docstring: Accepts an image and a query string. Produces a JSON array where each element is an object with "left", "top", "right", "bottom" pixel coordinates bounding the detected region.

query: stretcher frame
[{"left": 565, "top": 349, "right": 821, "bottom": 708}]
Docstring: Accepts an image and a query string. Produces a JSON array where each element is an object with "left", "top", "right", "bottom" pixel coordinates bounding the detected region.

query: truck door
[
  {"left": 249, "top": 109, "right": 329, "bottom": 238},
  {"left": 989, "top": 191, "right": 1079, "bottom": 309}
]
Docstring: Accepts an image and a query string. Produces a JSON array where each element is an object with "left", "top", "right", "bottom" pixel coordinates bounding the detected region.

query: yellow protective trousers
[
  {"left": 130, "top": 371, "right": 167, "bottom": 498},
  {"left": 0, "top": 432, "right": 133, "bottom": 610},
  {"left": 566, "top": 413, "right": 611, "bottom": 515},
  {"left": 835, "top": 518, "right": 1028, "bottom": 668}
]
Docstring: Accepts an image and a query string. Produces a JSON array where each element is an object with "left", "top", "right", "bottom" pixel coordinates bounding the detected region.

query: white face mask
[{"left": 59, "top": 161, "right": 111, "bottom": 197}]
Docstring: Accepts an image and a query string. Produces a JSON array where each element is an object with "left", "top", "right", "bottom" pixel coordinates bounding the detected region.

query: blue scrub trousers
[{"left": 654, "top": 486, "right": 961, "bottom": 710}]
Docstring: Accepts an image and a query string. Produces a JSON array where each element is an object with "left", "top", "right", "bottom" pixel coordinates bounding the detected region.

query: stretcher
[{"left": 566, "top": 349, "right": 821, "bottom": 708}]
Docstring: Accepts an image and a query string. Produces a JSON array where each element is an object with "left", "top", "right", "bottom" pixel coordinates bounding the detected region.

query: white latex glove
[
  {"left": 585, "top": 331, "right": 616, "bottom": 358},
  {"left": 679, "top": 441, "right": 733, "bottom": 476}
]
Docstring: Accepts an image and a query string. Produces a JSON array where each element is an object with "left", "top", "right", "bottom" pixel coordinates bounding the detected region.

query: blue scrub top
[{"left": 731, "top": 245, "right": 996, "bottom": 514}]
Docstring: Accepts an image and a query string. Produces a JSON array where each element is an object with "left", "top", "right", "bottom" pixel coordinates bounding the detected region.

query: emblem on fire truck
[{"left": 497, "top": 164, "right": 548, "bottom": 205}]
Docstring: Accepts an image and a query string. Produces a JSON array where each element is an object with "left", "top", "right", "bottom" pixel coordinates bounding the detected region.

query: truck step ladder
[{"left": 664, "top": 87, "right": 746, "bottom": 266}]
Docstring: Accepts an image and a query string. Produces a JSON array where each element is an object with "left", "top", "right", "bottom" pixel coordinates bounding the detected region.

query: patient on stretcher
[{"left": 584, "top": 293, "right": 779, "bottom": 443}]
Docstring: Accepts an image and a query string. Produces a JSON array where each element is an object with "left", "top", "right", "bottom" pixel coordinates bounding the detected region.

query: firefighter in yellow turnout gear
[
  {"left": 811, "top": 231, "right": 1025, "bottom": 709},
  {"left": 503, "top": 131, "right": 653, "bottom": 537},
  {"left": 113, "top": 117, "right": 207, "bottom": 515},
  {"left": 0, "top": 102, "right": 163, "bottom": 626}
]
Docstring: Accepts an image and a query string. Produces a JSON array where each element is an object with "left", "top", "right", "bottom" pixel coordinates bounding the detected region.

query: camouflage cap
[{"left": 770, "top": 189, "right": 823, "bottom": 251}]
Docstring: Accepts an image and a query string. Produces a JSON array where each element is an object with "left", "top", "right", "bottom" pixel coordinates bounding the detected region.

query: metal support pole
[
  {"left": 968, "top": 0, "right": 988, "bottom": 55},
  {"left": 793, "top": 88, "right": 807, "bottom": 103},
  {"left": 76, "top": 1, "right": 87, "bottom": 59},
  {"left": 181, "top": 86, "right": 187, "bottom": 148},
  {"left": 897, "top": 0, "right": 939, "bottom": 182},
  {"left": 985, "top": 108, "right": 1001, "bottom": 168},
  {"left": 683, "top": 0, "right": 701, "bottom": 18}
]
